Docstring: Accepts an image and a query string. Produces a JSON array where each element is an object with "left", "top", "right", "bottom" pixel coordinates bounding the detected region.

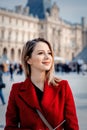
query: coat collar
[
  {"left": 18, "top": 78, "right": 40, "bottom": 110},
  {"left": 18, "top": 77, "right": 60, "bottom": 112}
]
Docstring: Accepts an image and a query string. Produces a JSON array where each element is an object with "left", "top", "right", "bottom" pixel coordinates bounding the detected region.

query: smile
[{"left": 42, "top": 62, "right": 51, "bottom": 65}]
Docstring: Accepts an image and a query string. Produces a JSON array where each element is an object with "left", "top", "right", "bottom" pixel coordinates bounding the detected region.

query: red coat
[{"left": 4, "top": 78, "right": 79, "bottom": 130}]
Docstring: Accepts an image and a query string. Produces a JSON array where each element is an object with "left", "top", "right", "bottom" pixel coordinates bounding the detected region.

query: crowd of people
[
  {"left": 8, "top": 63, "right": 23, "bottom": 80},
  {"left": 55, "top": 61, "right": 87, "bottom": 75}
]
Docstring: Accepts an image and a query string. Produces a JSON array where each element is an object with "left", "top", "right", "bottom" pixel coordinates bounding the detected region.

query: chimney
[
  {"left": 23, "top": 7, "right": 29, "bottom": 15},
  {"left": 15, "top": 5, "right": 23, "bottom": 14}
]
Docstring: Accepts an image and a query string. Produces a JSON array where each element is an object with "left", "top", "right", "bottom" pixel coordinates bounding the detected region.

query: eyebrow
[{"left": 37, "top": 50, "right": 51, "bottom": 52}]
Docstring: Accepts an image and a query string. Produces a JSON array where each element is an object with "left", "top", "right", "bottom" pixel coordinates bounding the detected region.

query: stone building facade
[{"left": 0, "top": 2, "right": 87, "bottom": 64}]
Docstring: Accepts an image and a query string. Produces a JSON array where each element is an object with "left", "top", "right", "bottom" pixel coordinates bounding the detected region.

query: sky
[{"left": 0, "top": 0, "right": 87, "bottom": 24}]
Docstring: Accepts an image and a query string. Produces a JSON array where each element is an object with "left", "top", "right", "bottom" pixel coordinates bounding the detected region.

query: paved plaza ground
[{"left": 0, "top": 72, "right": 87, "bottom": 130}]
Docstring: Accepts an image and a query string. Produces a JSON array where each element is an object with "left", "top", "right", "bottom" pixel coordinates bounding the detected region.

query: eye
[
  {"left": 38, "top": 52, "right": 44, "bottom": 55},
  {"left": 48, "top": 52, "right": 52, "bottom": 55}
]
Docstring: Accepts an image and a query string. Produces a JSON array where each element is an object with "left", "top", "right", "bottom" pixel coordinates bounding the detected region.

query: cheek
[
  {"left": 50, "top": 58, "right": 54, "bottom": 67},
  {"left": 32, "top": 57, "right": 42, "bottom": 64},
  {"left": 50, "top": 56, "right": 53, "bottom": 63}
]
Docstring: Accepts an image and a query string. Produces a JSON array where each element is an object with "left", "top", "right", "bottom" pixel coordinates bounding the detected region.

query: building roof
[
  {"left": 26, "top": 0, "right": 51, "bottom": 19},
  {"left": 73, "top": 46, "right": 87, "bottom": 63}
]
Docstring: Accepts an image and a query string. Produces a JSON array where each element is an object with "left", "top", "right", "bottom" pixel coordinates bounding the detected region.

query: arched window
[
  {"left": 18, "top": 49, "right": 21, "bottom": 60},
  {"left": 2, "top": 48, "right": 9, "bottom": 64},
  {"left": 11, "top": 48, "right": 15, "bottom": 61},
  {"left": 3, "top": 47, "right": 7, "bottom": 55}
]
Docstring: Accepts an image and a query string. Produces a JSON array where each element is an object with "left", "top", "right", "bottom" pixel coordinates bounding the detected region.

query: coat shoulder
[
  {"left": 53, "top": 79, "right": 71, "bottom": 93},
  {"left": 11, "top": 80, "right": 26, "bottom": 92},
  {"left": 11, "top": 78, "right": 31, "bottom": 92},
  {"left": 59, "top": 79, "right": 69, "bottom": 86},
  {"left": 54, "top": 79, "right": 69, "bottom": 87}
]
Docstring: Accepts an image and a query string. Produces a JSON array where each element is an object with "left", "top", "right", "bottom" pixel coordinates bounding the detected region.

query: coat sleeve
[
  {"left": 4, "top": 84, "right": 31, "bottom": 130},
  {"left": 64, "top": 80, "right": 79, "bottom": 130}
]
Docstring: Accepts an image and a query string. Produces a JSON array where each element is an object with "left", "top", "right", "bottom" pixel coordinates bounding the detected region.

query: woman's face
[{"left": 27, "top": 41, "right": 53, "bottom": 72}]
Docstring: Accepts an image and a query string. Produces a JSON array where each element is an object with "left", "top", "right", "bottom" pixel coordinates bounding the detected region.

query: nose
[{"left": 44, "top": 53, "right": 49, "bottom": 59}]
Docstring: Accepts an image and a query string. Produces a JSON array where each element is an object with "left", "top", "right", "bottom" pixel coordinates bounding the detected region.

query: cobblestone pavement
[{"left": 0, "top": 72, "right": 87, "bottom": 130}]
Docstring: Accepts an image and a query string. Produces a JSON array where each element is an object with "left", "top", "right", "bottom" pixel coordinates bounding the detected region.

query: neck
[{"left": 30, "top": 70, "right": 46, "bottom": 91}]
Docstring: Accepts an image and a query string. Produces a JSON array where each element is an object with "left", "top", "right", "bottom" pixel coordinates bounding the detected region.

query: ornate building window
[
  {"left": 1, "top": 29, "right": 4, "bottom": 40},
  {"left": 3, "top": 47, "right": 7, "bottom": 55},
  {"left": 2, "top": 16, "right": 4, "bottom": 22},
  {"left": 18, "top": 49, "right": 21, "bottom": 61},
  {"left": 2, "top": 48, "right": 9, "bottom": 64},
  {"left": 22, "top": 31, "right": 24, "bottom": 42},
  {"left": 8, "top": 30, "right": 11, "bottom": 41},
  {"left": 15, "top": 31, "right": 18, "bottom": 42},
  {"left": 11, "top": 48, "right": 15, "bottom": 61}
]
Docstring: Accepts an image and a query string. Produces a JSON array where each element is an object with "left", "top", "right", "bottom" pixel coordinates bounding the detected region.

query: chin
[
  {"left": 44, "top": 67, "right": 51, "bottom": 71},
  {"left": 40, "top": 65, "right": 51, "bottom": 71}
]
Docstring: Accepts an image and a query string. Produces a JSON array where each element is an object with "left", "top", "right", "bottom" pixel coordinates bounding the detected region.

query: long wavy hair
[{"left": 21, "top": 38, "right": 55, "bottom": 84}]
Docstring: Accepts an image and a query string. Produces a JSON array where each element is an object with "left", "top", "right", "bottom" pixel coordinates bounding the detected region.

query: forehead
[{"left": 34, "top": 41, "right": 50, "bottom": 51}]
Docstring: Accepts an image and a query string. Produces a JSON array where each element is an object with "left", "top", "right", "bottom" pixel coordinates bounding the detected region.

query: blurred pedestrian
[
  {"left": 77, "top": 63, "right": 80, "bottom": 74},
  {"left": 9, "top": 64, "right": 14, "bottom": 80},
  {"left": 17, "top": 64, "right": 23, "bottom": 75},
  {"left": 5, "top": 38, "right": 79, "bottom": 130},
  {"left": 81, "top": 63, "right": 87, "bottom": 75},
  {"left": 0, "top": 65, "right": 6, "bottom": 105}
]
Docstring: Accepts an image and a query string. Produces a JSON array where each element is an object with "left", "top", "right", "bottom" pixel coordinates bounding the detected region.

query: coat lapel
[
  {"left": 41, "top": 80, "right": 61, "bottom": 128},
  {"left": 18, "top": 78, "right": 41, "bottom": 111},
  {"left": 18, "top": 78, "right": 60, "bottom": 110},
  {"left": 41, "top": 80, "right": 59, "bottom": 110}
]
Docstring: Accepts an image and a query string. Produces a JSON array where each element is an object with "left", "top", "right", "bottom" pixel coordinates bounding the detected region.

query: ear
[{"left": 27, "top": 58, "right": 32, "bottom": 65}]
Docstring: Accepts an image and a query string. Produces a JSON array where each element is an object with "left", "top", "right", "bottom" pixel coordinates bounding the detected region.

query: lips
[{"left": 42, "top": 61, "right": 51, "bottom": 65}]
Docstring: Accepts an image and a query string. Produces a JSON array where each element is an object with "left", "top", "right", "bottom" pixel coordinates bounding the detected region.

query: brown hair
[{"left": 21, "top": 38, "right": 58, "bottom": 85}]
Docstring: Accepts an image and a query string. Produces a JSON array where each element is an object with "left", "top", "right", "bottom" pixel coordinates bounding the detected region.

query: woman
[{"left": 4, "top": 38, "right": 79, "bottom": 130}]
